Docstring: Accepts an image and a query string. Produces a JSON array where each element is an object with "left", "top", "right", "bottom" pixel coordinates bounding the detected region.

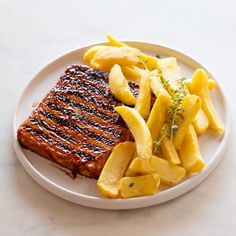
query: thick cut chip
[
  {"left": 115, "top": 106, "right": 152, "bottom": 160},
  {"left": 192, "top": 109, "right": 209, "bottom": 135},
  {"left": 147, "top": 91, "right": 171, "bottom": 141},
  {"left": 83, "top": 45, "right": 108, "bottom": 62},
  {"left": 126, "top": 155, "right": 186, "bottom": 185},
  {"left": 179, "top": 125, "right": 205, "bottom": 173},
  {"left": 119, "top": 174, "right": 160, "bottom": 198},
  {"left": 173, "top": 95, "right": 201, "bottom": 150},
  {"left": 158, "top": 57, "right": 181, "bottom": 88},
  {"left": 91, "top": 46, "right": 140, "bottom": 70},
  {"left": 135, "top": 74, "right": 151, "bottom": 119},
  {"left": 97, "top": 142, "right": 135, "bottom": 198},
  {"left": 109, "top": 64, "right": 136, "bottom": 105},
  {"left": 122, "top": 65, "right": 147, "bottom": 83},
  {"left": 149, "top": 70, "right": 167, "bottom": 97},
  {"left": 185, "top": 78, "right": 216, "bottom": 90},
  {"left": 189, "top": 69, "right": 224, "bottom": 133},
  {"left": 106, "top": 34, "right": 126, "bottom": 47},
  {"left": 161, "top": 136, "right": 180, "bottom": 165}
]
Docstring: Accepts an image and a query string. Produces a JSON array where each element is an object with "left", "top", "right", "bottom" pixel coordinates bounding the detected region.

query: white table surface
[{"left": 1, "top": 0, "right": 236, "bottom": 235}]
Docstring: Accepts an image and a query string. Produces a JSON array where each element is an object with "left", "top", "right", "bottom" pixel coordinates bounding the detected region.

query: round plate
[{"left": 13, "top": 42, "right": 230, "bottom": 210}]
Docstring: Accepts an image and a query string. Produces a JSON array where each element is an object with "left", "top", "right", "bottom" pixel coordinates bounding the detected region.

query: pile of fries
[{"left": 83, "top": 35, "right": 224, "bottom": 198}]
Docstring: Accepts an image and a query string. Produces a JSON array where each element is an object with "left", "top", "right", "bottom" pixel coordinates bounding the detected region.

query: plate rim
[{"left": 12, "top": 41, "right": 231, "bottom": 210}]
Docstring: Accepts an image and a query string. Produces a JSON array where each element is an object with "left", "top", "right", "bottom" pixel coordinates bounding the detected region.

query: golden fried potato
[
  {"left": 135, "top": 74, "right": 151, "bottom": 119},
  {"left": 147, "top": 91, "right": 171, "bottom": 141},
  {"left": 192, "top": 109, "right": 209, "bottom": 135},
  {"left": 125, "top": 155, "right": 186, "bottom": 185},
  {"left": 161, "top": 136, "right": 181, "bottom": 165},
  {"left": 179, "top": 125, "right": 205, "bottom": 173},
  {"left": 115, "top": 106, "right": 152, "bottom": 160},
  {"left": 106, "top": 34, "right": 126, "bottom": 47},
  {"left": 119, "top": 174, "right": 160, "bottom": 198},
  {"left": 109, "top": 64, "right": 136, "bottom": 105},
  {"left": 91, "top": 46, "right": 140, "bottom": 71},
  {"left": 158, "top": 57, "right": 181, "bottom": 88},
  {"left": 185, "top": 78, "right": 216, "bottom": 90},
  {"left": 189, "top": 69, "right": 224, "bottom": 133},
  {"left": 97, "top": 142, "right": 135, "bottom": 198},
  {"left": 122, "top": 65, "right": 147, "bottom": 83},
  {"left": 83, "top": 45, "right": 108, "bottom": 62},
  {"left": 149, "top": 70, "right": 167, "bottom": 97},
  {"left": 174, "top": 95, "right": 201, "bottom": 150}
]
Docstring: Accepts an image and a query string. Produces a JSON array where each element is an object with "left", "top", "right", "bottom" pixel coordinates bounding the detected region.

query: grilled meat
[{"left": 17, "top": 65, "right": 132, "bottom": 178}]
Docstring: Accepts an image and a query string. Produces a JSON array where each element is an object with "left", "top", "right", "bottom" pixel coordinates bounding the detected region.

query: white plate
[{"left": 13, "top": 42, "right": 230, "bottom": 210}]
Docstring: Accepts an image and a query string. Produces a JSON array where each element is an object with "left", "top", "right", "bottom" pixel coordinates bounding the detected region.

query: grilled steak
[{"left": 17, "top": 65, "right": 132, "bottom": 178}]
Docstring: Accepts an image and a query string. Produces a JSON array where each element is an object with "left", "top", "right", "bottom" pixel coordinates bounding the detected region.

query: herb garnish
[
  {"left": 137, "top": 55, "right": 149, "bottom": 70},
  {"left": 153, "top": 74, "right": 187, "bottom": 153}
]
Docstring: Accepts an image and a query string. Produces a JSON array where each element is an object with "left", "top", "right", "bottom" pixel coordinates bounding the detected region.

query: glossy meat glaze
[{"left": 17, "top": 65, "right": 132, "bottom": 178}]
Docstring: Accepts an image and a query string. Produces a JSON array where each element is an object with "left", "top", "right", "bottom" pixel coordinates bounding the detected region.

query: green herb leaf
[{"left": 153, "top": 75, "right": 187, "bottom": 151}]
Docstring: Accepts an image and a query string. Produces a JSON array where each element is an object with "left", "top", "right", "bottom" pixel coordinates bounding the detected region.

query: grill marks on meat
[{"left": 17, "top": 65, "right": 132, "bottom": 178}]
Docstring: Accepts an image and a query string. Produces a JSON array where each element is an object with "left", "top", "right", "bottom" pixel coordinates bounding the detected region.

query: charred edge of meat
[{"left": 65, "top": 64, "right": 109, "bottom": 80}]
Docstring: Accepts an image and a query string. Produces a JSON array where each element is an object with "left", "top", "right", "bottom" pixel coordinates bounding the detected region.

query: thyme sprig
[
  {"left": 153, "top": 75, "right": 187, "bottom": 152},
  {"left": 166, "top": 77, "right": 187, "bottom": 140},
  {"left": 153, "top": 124, "right": 169, "bottom": 154},
  {"left": 137, "top": 55, "right": 148, "bottom": 70},
  {"left": 159, "top": 74, "right": 175, "bottom": 95}
]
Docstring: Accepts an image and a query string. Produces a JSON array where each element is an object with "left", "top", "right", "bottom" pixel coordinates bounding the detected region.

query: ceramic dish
[{"left": 13, "top": 42, "right": 230, "bottom": 209}]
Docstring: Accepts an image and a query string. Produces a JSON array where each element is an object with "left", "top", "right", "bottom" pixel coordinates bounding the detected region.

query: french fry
[
  {"left": 207, "top": 79, "right": 217, "bottom": 90},
  {"left": 122, "top": 65, "right": 147, "bottom": 83},
  {"left": 185, "top": 78, "right": 216, "bottom": 90},
  {"left": 158, "top": 57, "right": 181, "bottom": 88},
  {"left": 119, "top": 174, "right": 160, "bottom": 198},
  {"left": 109, "top": 64, "right": 136, "bottom": 105},
  {"left": 158, "top": 56, "right": 207, "bottom": 142},
  {"left": 115, "top": 106, "right": 153, "bottom": 160},
  {"left": 149, "top": 70, "right": 167, "bottom": 97},
  {"left": 83, "top": 45, "right": 107, "bottom": 62},
  {"left": 97, "top": 142, "right": 135, "bottom": 198},
  {"left": 135, "top": 74, "right": 151, "bottom": 119},
  {"left": 107, "top": 34, "right": 159, "bottom": 71},
  {"left": 192, "top": 109, "right": 209, "bottom": 135},
  {"left": 158, "top": 55, "right": 208, "bottom": 141},
  {"left": 186, "top": 76, "right": 216, "bottom": 135},
  {"left": 125, "top": 155, "right": 186, "bottom": 185},
  {"left": 106, "top": 34, "right": 126, "bottom": 47},
  {"left": 189, "top": 69, "right": 224, "bottom": 133},
  {"left": 80, "top": 35, "right": 225, "bottom": 199},
  {"left": 161, "top": 136, "right": 180, "bottom": 165},
  {"left": 179, "top": 125, "right": 205, "bottom": 173},
  {"left": 90, "top": 60, "right": 113, "bottom": 72},
  {"left": 139, "top": 54, "right": 159, "bottom": 71},
  {"left": 154, "top": 58, "right": 181, "bottom": 98},
  {"left": 147, "top": 91, "right": 171, "bottom": 141},
  {"left": 91, "top": 46, "right": 140, "bottom": 70},
  {"left": 147, "top": 90, "right": 180, "bottom": 165},
  {"left": 173, "top": 95, "right": 201, "bottom": 150}
]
